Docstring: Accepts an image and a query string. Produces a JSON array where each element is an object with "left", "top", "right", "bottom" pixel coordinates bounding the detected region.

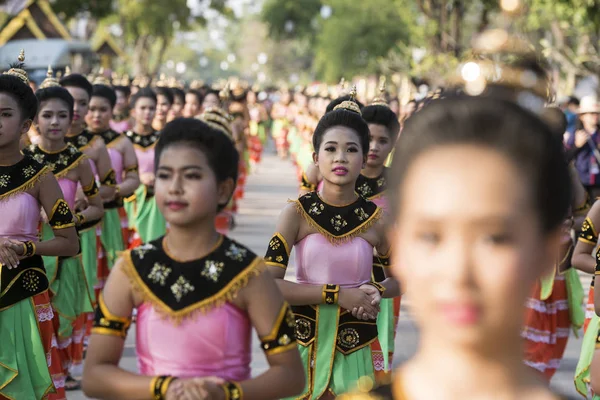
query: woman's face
[
  {"left": 86, "top": 96, "right": 112, "bottom": 132},
  {"left": 155, "top": 94, "right": 172, "bottom": 122},
  {"left": 314, "top": 127, "right": 365, "bottom": 187},
  {"left": 366, "top": 124, "right": 393, "bottom": 169},
  {"left": 202, "top": 93, "right": 220, "bottom": 111},
  {"left": 37, "top": 99, "right": 71, "bottom": 141},
  {"left": 134, "top": 97, "right": 157, "bottom": 127},
  {"left": 390, "top": 145, "right": 557, "bottom": 350},
  {"left": 168, "top": 95, "right": 184, "bottom": 121},
  {"left": 0, "top": 93, "right": 29, "bottom": 148},
  {"left": 183, "top": 93, "right": 200, "bottom": 117},
  {"left": 581, "top": 112, "right": 599, "bottom": 129}
]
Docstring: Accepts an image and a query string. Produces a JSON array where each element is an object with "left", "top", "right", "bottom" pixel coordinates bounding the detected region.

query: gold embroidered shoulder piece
[
  {"left": 65, "top": 129, "right": 98, "bottom": 151},
  {"left": 355, "top": 168, "right": 388, "bottom": 200},
  {"left": 23, "top": 143, "right": 85, "bottom": 179},
  {"left": 292, "top": 191, "right": 381, "bottom": 244},
  {"left": 98, "top": 129, "right": 123, "bottom": 148},
  {"left": 121, "top": 235, "right": 263, "bottom": 324},
  {"left": 0, "top": 155, "right": 49, "bottom": 202},
  {"left": 125, "top": 130, "right": 159, "bottom": 150}
]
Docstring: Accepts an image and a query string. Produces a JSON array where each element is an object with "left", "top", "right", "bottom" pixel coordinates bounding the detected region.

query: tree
[{"left": 53, "top": 0, "right": 115, "bottom": 20}]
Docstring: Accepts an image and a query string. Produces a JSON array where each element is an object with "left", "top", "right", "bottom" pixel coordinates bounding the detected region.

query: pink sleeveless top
[
  {"left": 295, "top": 234, "right": 373, "bottom": 287},
  {"left": 371, "top": 196, "right": 389, "bottom": 215},
  {"left": 107, "top": 147, "right": 124, "bottom": 184},
  {"left": 136, "top": 302, "right": 252, "bottom": 380},
  {"left": 135, "top": 148, "right": 155, "bottom": 175},
  {"left": 0, "top": 193, "right": 40, "bottom": 242}
]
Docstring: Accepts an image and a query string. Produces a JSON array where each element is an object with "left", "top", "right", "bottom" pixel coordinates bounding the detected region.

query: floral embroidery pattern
[
  {"left": 201, "top": 260, "right": 224, "bottom": 282},
  {"left": 135, "top": 243, "right": 155, "bottom": 259},
  {"left": 269, "top": 238, "right": 280, "bottom": 250},
  {"left": 225, "top": 243, "right": 247, "bottom": 262},
  {"left": 308, "top": 202, "right": 324, "bottom": 216},
  {"left": 354, "top": 208, "right": 369, "bottom": 222},
  {"left": 357, "top": 182, "right": 372, "bottom": 197},
  {"left": 171, "top": 276, "right": 195, "bottom": 302},
  {"left": 22, "top": 270, "right": 40, "bottom": 291},
  {"left": 0, "top": 174, "right": 10, "bottom": 188},
  {"left": 377, "top": 177, "right": 386, "bottom": 187},
  {"left": 330, "top": 215, "right": 348, "bottom": 232},
  {"left": 22, "top": 165, "right": 36, "bottom": 178},
  {"left": 147, "top": 263, "right": 171, "bottom": 286},
  {"left": 77, "top": 135, "right": 89, "bottom": 146}
]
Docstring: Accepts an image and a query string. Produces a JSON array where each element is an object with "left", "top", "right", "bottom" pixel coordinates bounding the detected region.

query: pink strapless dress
[
  {"left": 136, "top": 302, "right": 252, "bottom": 380},
  {"left": 295, "top": 234, "right": 373, "bottom": 287},
  {"left": 136, "top": 148, "right": 155, "bottom": 175}
]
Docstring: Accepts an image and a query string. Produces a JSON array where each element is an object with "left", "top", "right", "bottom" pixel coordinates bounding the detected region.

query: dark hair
[
  {"left": 313, "top": 107, "right": 370, "bottom": 155},
  {"left": 540, "top": 107, "right": 567, "bottom": 141},
  {"left": 567, "top": 96, "right": 580, "bottom": 107},
  {"left": 154, "top": 118, "right": 239, "bottom": 211},
  {"left": 389, "top": 95, "right": 571, "bottom": 233},
  {"left": 201, "top": 89, "right": 219, "bottom": 105},
  {"left": 59, "top": 74, "right": 93, "bottom": 98},
  {"left": 155, "top": 87, "right": 174, "bottom": 105},
  {"left": 0, "top": 74, "right": 38, "bottom": 121},
  {"left": 92, "top": 84, "right": 117, "bottom": 108},
  {"left": 113, "top": 85, "right": 131, "bottom": 98},
  {"left": 325, "top": 95, "right": 365, "bottom": 114},
  {"left": 186, "top": 89, "right": 204, "bottom": 105},
  {"left": 130, "top": 87, "right": 157, "bottom": 108},
  {"left": 171, "top": 87, "right": 185, "bottom": 103},
  {"left": 35, "top": 86, "right": 74, "bottom": 120},
  {"left": 361, "top": 105, "right": 400, "bottom": 141}
]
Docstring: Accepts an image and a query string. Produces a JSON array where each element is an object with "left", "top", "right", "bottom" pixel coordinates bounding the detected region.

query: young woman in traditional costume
[
  {"left": 152, "top": 86, "right": 173, "bottom": 132},
  {"left": 111, "top": 84, "right": 132, "bottom": 133},
  {"left": 124, "top": 88, "right": 165, "bottom": 247},
  {"left": 355, "top": 83, "right": 402, "bottom": 380},
  {"left": 60, "top": 74, "right": 118, "bottom": 317},
  {"left": 339, "top": 94, "right": 572, "bottom": 400},
  {"left": 25, "top": 72, "right": 104, "bottom": 389},
  {"left": 266, "top": 88, "right": 398, "bottom": 399},
  {"left": 0, "top": 51, "right": 79, "bottom": 400},
  {"left": 183, "top": 89, "right": 203, "bottom": 118},
  {"left": 83, "top": 118, "right": 304, "bottom": 400},
  {"left": 168, "top": 87, "right": 185, "bottom": 122}
]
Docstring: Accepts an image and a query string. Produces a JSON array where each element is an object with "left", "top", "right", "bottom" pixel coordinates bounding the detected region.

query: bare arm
[
  {"left": 94, "top": 141, "right": 117, "bottom": 201},
  {"left": 76, "top": 160, "right": 104, "bottom": 223},
  {"left": 231, "top": 270, "right": 304, "bottom": 399},
  {"left": 572, "top": 201, "right": 600, "bottom": 275},
  {"left": 117, "top": 138, "right": 140, "bottom": 197}
]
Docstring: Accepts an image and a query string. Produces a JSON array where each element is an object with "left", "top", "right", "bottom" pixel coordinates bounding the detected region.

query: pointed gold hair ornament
[
  {"left": 39, "top": 65, "right": 60, "bottom": 89},
  {"left": 371, "top": 76, "right": 388, "bottom": 107},
  {"left": 334, "top": 85, "right": 362, "bottom": 115},
  {"left": 64, "top": 66, "right": 71, "bottom": 76},
  {"left": 199, "top": 81, "right": 234, "bottom": 140},
  {"left": 92, "top": 73, "right": 112, "bottom": 86},
  {"left": 219, "top": 82, "right": 230, "bottom": 103},
  {"left": 4, "top": 49, "right": 29, "bottom": 84}
]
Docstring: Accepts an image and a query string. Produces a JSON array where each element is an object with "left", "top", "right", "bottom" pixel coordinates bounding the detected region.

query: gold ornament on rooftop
[{"left": 3, "top": 49, "right": 29, "bottom": 84}]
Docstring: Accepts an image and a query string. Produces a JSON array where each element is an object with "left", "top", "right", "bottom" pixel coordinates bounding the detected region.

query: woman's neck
[
  {"left": 362, "top": 164, "right": 384, "bottom": 179},
  {"left": 39, "top": 136, "right": 66, "bottom": 152},
  {"left": 152, "top": 119, "right": 165, "bottom": 132},
  {"left": 402, "top": 335, "right": 543, "bottom": 399},
  {"left": 0, "top": 142, "right": 23, "bottom": 166},
  {"left": 134, "top": 123, "right": 153, "bottom": 135},
  {"left": 88, "top": 126, "right": 110, "bottom": 134},
  {"left": 319, "top": 180, "right": 358, "bottom": 206},
  {"left": 164, "top": 219, "right": 221, "bottom": 261},
  {"left": 67, "top": 122, "right": 84, "bottom": 137}
]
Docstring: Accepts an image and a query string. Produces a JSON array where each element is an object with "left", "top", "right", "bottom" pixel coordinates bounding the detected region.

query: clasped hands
[
  {"left": 339, "top": 284, "right": 381, "bottom": 321},
  {"left": 0, "top": 237, "right": 26, "bottom": 269},
  {"left": 165, "top": 377, "right": 225, "bottom": 400}
]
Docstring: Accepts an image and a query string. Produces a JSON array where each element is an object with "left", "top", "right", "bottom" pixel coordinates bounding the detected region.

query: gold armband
[
  {"left": 264, "top": 233, "right": 290, "bottom": 269},
  {"left": 259, "top": 301, "right": 297, "bottom": 356},
  {"left": 220, "top": 381, "right": 243, "bottom": 400},
  {"left": 595, "top": 249, "right": 600, "bottom": 276},
  {"left": 83, "top": 179, "right": 99, "bottom": 198},
  {"left": 92, "top": 292, "right": 132, "bottom": 338},
  {"left": 48, "top": 198, "right": 76, "bottom": 229},
  {"left": 124, "top": 164, "right": 139, "bottom": 174},
  {"left": 150, "top": 375, "right": 177, "bottom": 400},
  {"left": 373, "top": 251, "right": 391, "bottom": 283},
  {"left": 322, "top": 284, "right": 340, "bottom": 305},
  {"left": 100, "top": 168, "right": 117, "bottom": 187},
  {"left": 369, "top": 281, "right": 386, "bottom": 297},
  {"left": 22, "top": 240, "right": 36, "bottom": 257},
  {"left": 579, "top": 217, "right": 598, "bottom": 245},
  {"left": 75, "top": 213, "right": 86, "bottom": 226}
]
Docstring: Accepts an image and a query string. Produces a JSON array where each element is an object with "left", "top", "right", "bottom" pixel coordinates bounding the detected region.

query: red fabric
[
  {"left": 94, "top": 228, "right": 110, "bottom": 301},
  {"left": 522, "top": 275, "right": 571, "bottom": 380},
  {"left": 248, "top": 135, "right": 263, "bottom": 164},
  {"left": 585, "top": 285, "right": 595, "bottom": 333}
]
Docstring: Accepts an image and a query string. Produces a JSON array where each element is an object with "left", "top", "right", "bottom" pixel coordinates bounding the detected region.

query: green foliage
[
  {"left": 261, "top": 0, "right": 322, "bottom": 40},
  {"left": 53, "top": 0, "right": 114, "bottom": 20}
]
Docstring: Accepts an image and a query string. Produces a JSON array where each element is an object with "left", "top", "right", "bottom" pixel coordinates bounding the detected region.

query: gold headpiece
[
  {"left": 156, "top": 73, "right": 167, "bottom": 88},
  {"left": 39, "top": 65, "right": 60, "bottom": 89},
  {"left": 3, "top": 49, "right": 29, "bottom": 84},
  {"left": 333, "top": 85, "right": 361, "bottom": 115},
  {"left": 93, "top": 74, "right": 111, "bottom": 86},
  {"left": 371, "top": 77, "right": 388, "bottom": 107},
  {"left": 219, "top": 82, "right": 230, "bottom": 103}
]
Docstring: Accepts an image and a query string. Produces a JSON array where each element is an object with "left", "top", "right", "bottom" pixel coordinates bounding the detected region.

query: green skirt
[
  {"left": 285, "top": 305, "right": 375, "bottom": 399},
  {"left": 575, "top": 313, "right": 600, "bottom": 398},
  {"left": 42, "top": 224, "right": 93, "bottom": 339},
  {"left": 79, "top": 223, "right": 99, "bottom": 305},
  {"left": 375, "top": 297, "right": 395, "bottom": 370},
  {"left": 0, "top": 297, "right": 54, "bottom": 399},
  {"left": 100, "top": 209, "right": 125, "bottom": 269},
  {"left": 124, "top": 185, "right": 166, "bottom": 244}
]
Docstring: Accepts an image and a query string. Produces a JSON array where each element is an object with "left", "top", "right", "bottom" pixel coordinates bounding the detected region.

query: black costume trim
[
  {"left": 124, "top": 164, "right": 139, "bottom": 174},
  {"left": 100, "top": 168, "right": 117, "bottom": 187},
  {"left": 221, "top": 381, "right": 243, "bottom": 400},
  {"left": 65, "top": 130, "right": 98, "bottom": 151},
  {"left": 322, "top": 284, "right": 339, "bottom": 305},
  {"left": 98, "top": 129, "right": 122, "bottom": 148},
  {"left": 579, "top": 217, "right": 598, "bottom": 245},
  {"left": 292, "top": 192, "right": 381, "bottom": 244},
  {"left": 292, "top": 304, "right": 378, "bottom": 355},
  {"left": 260, "top": 301, "right": 297, "bottom": 356},
  {"left": 372, "top": 252, "right": 391, "bottom": 283},
  {"left": 83, "top": 179, "right": 99, "bottom": 198},
  {"left": 355, "top": 169, "right": 387, "bottom": 200},
  {"left": 0, "top": 155, "right": 49, "bottom": 202},
  {"left": 0, "top": 255, "right": 48, "bottom": 310},
  {"left": 92, "top": 292, "right": 132, "bottom": 338},
  {"left": 264, "top": 232, "right": 290, "bottom": 269},
  {"left": 125, "top": 130, "right": 159, "bottom": 150},
  {"left": 121, "top": 235, "right": 263, "bottom": 323},
  {"left": 300, "top": 172, "right": 317, "bottom": 192},
  {"left": 48, "top": 198, "right": 75, "bottom": 229},
  {"left": 23, "top": 144, "right": 85, "bottom": 179}
]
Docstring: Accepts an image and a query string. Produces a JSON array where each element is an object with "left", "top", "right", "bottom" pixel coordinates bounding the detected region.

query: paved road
[{"left": 70, "top": 149, "right": 588, "bottom": 399}]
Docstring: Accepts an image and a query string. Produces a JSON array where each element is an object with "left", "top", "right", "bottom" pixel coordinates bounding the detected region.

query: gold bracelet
[
  {"left": 150, "top": 375, "right": 176, "bottom": 400},
  {"left": 23, "top": 241, "right": 36, "bottom": 257},
  {"left": 221, "top": 381, "right": 243, "bottom": 400},
  {"left": 322, "top": 284, "right": 340, "bottom": 305}
]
